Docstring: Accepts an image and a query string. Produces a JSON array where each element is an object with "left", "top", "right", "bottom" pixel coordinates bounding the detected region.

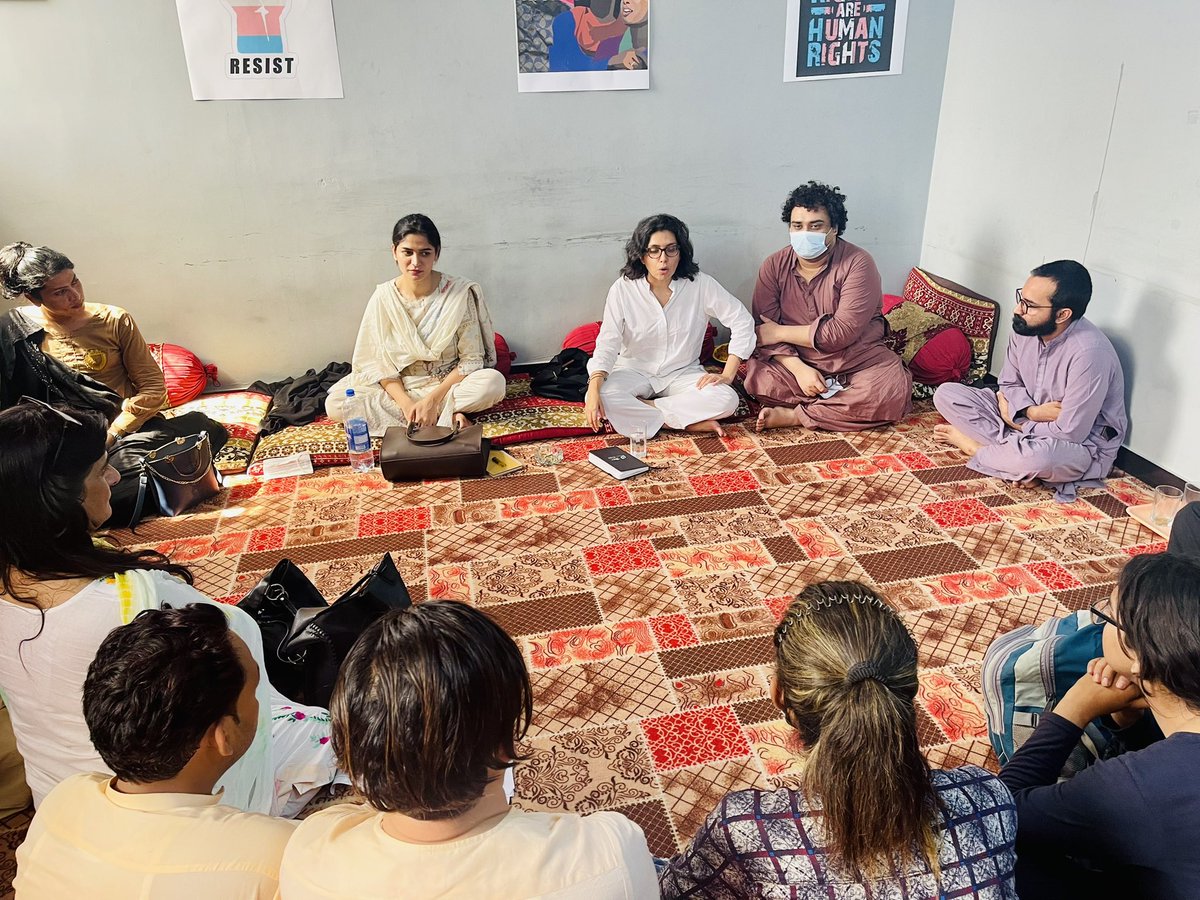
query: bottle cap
[{"left": 345, "top": 389, "right": 355, "bottom": 397}]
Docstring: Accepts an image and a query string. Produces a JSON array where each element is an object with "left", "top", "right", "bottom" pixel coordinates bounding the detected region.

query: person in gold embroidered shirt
[{"left": 0, "top": 242, "right": 168, "bottom": 445}]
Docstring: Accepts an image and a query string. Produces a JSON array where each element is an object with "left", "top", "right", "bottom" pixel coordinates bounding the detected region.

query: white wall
[
  {"left": 921, "top": 1, "right": 1200, "bottom": 482},
  {"left": 1, "top": 1, "right": 953, "bottom": 384}
]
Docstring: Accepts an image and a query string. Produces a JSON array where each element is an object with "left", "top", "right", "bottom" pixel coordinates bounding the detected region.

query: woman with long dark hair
[
  {"left": 584, "top": 213, "right": 756, "bottom": 438},
  {"left": 0, "top": 401, "right": 339, "bottom": 815},
  {"left": 326, "top": 214, "right": 506, "bottom": 434},
  {"left": 661, "top": 581, "right": 1018, "bottom": 898}
]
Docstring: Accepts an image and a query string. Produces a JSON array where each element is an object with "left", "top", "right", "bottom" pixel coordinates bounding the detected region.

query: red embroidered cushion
[
  {"left": 147, "top": 343, "right": 219, "bottom": 408},
  {"left": 494, "top": 332, "right": 515, "bottom": 378},
  {"left": 562, "top": 321, "right": 716, "bottom": 362}
]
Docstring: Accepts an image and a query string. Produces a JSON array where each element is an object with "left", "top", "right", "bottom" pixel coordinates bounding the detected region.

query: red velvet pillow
[
  {"left": 494, "top": 332, "right": 515, "bottom": 378},
  {"left": 882, "top": 297, "right": 972, "bottom": 386},
  {"left": 562, "top": 320, "right": 716, "bottom": 362},
  {"left": 147, "top": 343, "right": 218, "bottom": 408},
  {"left": 563, "top": 322, "right": 602, "bottom": 354}
]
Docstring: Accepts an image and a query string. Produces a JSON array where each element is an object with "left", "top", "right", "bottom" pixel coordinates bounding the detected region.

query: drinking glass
[
  {"left": 1151, "top": 485, "right": 1184, "bottom": 528},
  {"left": 1184, "top": 482, "right": 1200, "bottom": 508},
  {"left": 629, "top": 426, "right": 647, "bottom": 459}
]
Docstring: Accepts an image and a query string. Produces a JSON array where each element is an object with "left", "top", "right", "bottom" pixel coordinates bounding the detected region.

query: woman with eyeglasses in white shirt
[{"left": 584, "top": 214, "right": 756, "bottom": 438}]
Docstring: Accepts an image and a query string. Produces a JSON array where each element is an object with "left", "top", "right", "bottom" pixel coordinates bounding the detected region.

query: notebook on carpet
[{"left": 588, "top": 446, "right": 649, "bottom": 480}]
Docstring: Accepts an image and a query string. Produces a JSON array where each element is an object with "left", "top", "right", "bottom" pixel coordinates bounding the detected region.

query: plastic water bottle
[{"left": 342, "top": 389, "right": 374, "bottom": 473}]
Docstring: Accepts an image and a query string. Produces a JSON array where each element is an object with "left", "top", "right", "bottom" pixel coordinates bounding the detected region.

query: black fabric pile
[{"left": 249, "top": 361, "right": 351, "bottom": 435}]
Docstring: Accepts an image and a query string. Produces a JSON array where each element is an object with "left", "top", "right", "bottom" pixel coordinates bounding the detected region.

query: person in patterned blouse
[{"left": 660, "top": 581, "right": 1018, "bottom": 899}]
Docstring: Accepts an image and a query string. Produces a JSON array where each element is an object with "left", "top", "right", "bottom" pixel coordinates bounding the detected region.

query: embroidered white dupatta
[{"left": 349, "top": 275, "right": 497, "bottom": 387}]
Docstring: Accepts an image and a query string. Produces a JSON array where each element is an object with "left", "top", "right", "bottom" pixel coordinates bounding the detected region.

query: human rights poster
[
  {"left": 176, "top": 0, "right": 344, "bottom": 100},
  {"left": 783, "top": 0, "right": 909, "bottom": 82},
  {"left": 516, "top": 0, "right": 650, "bottom": 93}
]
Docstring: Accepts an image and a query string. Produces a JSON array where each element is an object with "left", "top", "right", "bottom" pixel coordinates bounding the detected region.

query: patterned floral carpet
[{"left": 0, "top": 402, "right": 1164, "bottom": 890}]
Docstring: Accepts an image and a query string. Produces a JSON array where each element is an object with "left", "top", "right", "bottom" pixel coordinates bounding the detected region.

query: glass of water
[
  {"left": 629, "top": 426, "right": 647, "bottom": 459},
  {"left": 1151, "top": 485, "right": 1184, "bottom": 528},
  {"left": 1184, "top": 482, "right": 1200, "bottom": 508}
]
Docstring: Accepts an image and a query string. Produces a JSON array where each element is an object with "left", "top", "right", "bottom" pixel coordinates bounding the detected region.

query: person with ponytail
[{"left": 660, "top": 581, "right": 1018, "bottom": 899}]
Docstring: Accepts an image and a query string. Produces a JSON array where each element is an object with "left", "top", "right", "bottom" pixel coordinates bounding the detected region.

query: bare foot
[
  {"left": 755, "top": 406, "right": 800, "bottom": 432},
  {"left": 453, "top": 413, "right": 473, "bottom": 430},
  {"left": 684, "top": 419, "right": 726, "bottom": 437},
  {"left": 933, "top": 423, "right": 983, "bottom": 456}
]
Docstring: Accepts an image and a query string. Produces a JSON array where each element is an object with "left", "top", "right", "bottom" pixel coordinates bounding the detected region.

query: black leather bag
[
  {"left": 530, "top": 347, "right": 591, "bottom": 402},
  {"left": 380, "top": 422, "right": 490, "bottom": 482},
  {"left": 129, "top": 432, "right": 222, "bottom": 526},
  {"left": 237, "top": 559, "right": 325, "bottom": 702},
  {"left": 238, "top": 554, "right": 412, "bottom": 706}
]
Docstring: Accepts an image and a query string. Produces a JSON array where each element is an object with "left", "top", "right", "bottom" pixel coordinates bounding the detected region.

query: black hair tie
[{"left": 846, "top": 660, "right": 882, "bottom": 685}]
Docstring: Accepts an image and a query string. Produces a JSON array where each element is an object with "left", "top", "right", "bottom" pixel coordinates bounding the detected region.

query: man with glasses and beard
[{"left": 933, "top": 260, "right": 1127, "bottom": 501}]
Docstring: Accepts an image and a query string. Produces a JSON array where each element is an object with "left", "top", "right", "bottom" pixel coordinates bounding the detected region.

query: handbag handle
[
  {"left": 147, "top": 434, "right": 212, "bottom": 482},
  {"left": 405, "top": 421, "right": 463, "bottom": 446}
]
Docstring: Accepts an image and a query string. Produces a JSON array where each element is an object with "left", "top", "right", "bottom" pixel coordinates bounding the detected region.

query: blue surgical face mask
[{"left": 790, "top": 230, "right": 831, "bottom": 260}]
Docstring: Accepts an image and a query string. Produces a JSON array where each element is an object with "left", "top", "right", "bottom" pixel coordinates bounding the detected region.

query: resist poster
[
  {"left": 516, "top": 0, "right": 650, "bottom": 94},
  {"left": 176, "top": 0, "right": 344, "bottom": 100},
  {"left": 784, "top": 0, "right": 908, "bottom": 82}
]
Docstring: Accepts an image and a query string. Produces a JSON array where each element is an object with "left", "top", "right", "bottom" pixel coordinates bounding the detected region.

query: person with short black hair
[
  {"left": 746, "top": 181, "right": 913, "bottom": 431},
  {"left": 933, "top": 259, "right": 1127, "bottom": 501},
  {"left": 15, "top": 604, "right": 297, "bottom": 898},
  {"left": 280, "top": 601, "right": 657, "bottom": 899},
  {"left": 997, "top": 552, "right": 1200, "bottom": 898},
  {"left": 584, "top": 213, "right": 756, "bottom": 438}
]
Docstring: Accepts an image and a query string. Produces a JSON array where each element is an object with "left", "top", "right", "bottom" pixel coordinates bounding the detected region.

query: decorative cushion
[
  {"left": 161, "top": 390, "right": 271, "bottom": 475},
  {"left": 882, "top": 293, "right": 973, "bottom": 387},
  {"left": 494, "top": 332, "right": 515, "bottom": 378},
  {"left": 563, "top": 321, "right": 717, "bottom": 362},
  {"left": 247, "top": 423, "right": 382, "bottom": 476},
  {"left": 477, "top": 375, "right": 602, "bottom": 445},
  {"left": 562, "top": 322, "right": 601, "bottom": 354},
  {"left": 147, "top": 343, "right": 219, "bottom": 408},
  {"left": 899, "top": 268, "right": 1000, "bottom": 385}
]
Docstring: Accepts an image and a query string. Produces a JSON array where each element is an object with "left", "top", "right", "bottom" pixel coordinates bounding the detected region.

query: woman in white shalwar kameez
[
  {"left": 585, "top": 214, "right": 756, "bottom": 438},
  {"left": 327, "top": 214, "right": 506, "bottom": 436}
]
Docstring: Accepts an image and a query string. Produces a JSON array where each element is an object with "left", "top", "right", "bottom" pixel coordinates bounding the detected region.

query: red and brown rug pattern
[{"left": 0, "top": 403, "right": 1163, "bottom": 890}]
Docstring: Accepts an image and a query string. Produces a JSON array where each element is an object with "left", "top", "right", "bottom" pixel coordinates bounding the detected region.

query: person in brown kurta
[{"left": 745, "top": 182, "right": 912, "bottom": 431}]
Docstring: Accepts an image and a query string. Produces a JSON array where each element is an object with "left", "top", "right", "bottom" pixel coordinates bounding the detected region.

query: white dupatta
[
  {"left": 349, "top": 275, "right": 497, "bottom": 387},
  {"left": 115, "top": 569, "right": 274, "bottom": 815}
]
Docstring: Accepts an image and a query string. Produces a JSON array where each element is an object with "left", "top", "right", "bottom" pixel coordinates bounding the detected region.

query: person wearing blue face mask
[{"left": 745, "top": 182, "right": 912, "bottom": 431}]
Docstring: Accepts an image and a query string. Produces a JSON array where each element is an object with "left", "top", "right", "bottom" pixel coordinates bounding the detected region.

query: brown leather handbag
[{"left": 380, "top": 421, "right": 490, "bottom": 481}]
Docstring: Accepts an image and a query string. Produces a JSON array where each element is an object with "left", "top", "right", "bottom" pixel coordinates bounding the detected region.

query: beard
[{"left": 1011, "top": 313, "right": 1057, "bottom": 337}]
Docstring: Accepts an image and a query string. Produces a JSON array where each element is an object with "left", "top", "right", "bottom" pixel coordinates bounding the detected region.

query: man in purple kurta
[
  {"left": 745, "top": 181, "right": 912, "bottom": 432},
  {"left": 934, "top": 260, "right": 1127, "bottom": 502}
]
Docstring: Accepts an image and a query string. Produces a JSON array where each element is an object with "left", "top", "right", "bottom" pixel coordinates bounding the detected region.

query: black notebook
[{"left": 587, "top": 446, "right": 650, "bottom": 480}]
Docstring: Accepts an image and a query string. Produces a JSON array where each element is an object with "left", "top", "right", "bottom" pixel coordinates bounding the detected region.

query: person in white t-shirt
[
  {"left": 584, "top": 213, "right": 756, "bottom": 438},
  {"left": 279, "top": 601, "right": 658, "bottom": 899}
]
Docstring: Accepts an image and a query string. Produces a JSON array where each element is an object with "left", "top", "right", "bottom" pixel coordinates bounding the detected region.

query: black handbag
[
  {"left": 237, "top": 559, "right": 326, "bottom": 703},
  {"left": 530, "top": 347, "right": 591, "bottom": 402},
  {"left": 380, "top": 421, "right": 490, "bottom": 482},
  {"left": 238, "top": 554, "right": 412, "bottom": 707},
  {"left": 129, "top": 431, "right": 222, "bottom": 526}
]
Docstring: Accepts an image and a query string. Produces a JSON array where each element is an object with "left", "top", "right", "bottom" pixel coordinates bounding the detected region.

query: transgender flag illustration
[{"left": 231, "top": 4, "right": 286, "bottom": 54}]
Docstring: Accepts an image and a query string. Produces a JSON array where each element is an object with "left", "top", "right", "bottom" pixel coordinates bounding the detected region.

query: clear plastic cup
[
  {"left": 629, "top": 427, "right": 647, "bottom": 459},
  {"left": 1151, "top": 485, "right": 1184, "bottom": 528}
]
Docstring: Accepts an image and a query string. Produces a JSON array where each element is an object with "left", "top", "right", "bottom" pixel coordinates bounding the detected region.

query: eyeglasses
[
  {"left": 644, "top": 245, "right": 680, "bottom": 260},
  {"left": 1015, "top": 289, "right": 1054, "bottom": 312},
  {"left": 18, "top": 395, "right": 83, "bottom": 470},
  {"left": 1089, "top": 596, "right": 1123, "bottom": 631}
]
